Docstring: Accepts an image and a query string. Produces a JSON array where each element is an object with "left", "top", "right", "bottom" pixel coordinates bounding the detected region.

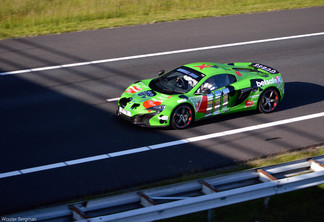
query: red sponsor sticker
[
  {"left": 245, "top": 100, "right": 253, "bottom": 108},
  {"left": 143, "top": 100, "right": 162, "bottom": 112},
  {"left": 194, "top": 64, "right": 212, "bottom": 70},
  {"left": 197, "top": 95, "right": 208, "bottom": 113},
  {"left": 235, "top": 71, "right": 242, "bottom": 76},
  {"left": 126, "top": 86, "right": 142, "bottom": 93}
]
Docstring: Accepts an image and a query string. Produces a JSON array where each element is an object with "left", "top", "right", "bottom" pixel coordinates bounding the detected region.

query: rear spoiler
[
  {"left": 250, "top": 63, "right": 279, "bottom": 74},
  {"left": 227, "top": 62, "right": 280, "bottom": 75}
]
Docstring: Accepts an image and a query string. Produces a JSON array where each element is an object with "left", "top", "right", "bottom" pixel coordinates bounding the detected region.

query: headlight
[{"left": 146, "top": 105, "right": 166, "bottom": 113}]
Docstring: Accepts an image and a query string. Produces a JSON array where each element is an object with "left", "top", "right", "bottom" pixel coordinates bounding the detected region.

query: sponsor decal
[
  {"left": 190, "top": 96, "right": 207, "bottom": 113},
  {"left": 196, "top": 96, "right": 208, "bottom": 113},
  {"left": 143, "top": 100, "right": 162, "bottom": 112},
  {"left": 177, "top": 99, "right": 187, "bottom": 103},
  {"left": 126, "top": 86, "right": 142, "bottom": 93},
  {"left": 138, "top": 90, "right": 156, "bottom": 98},
  {"left": 251, "top": 95, "right": 259, "bottom": 99},
  {"left": 235, "top": 71, "right": 242, "bottom": 76},
  {"left": 177, "top": 68, "right": 199, "bottom": 79},
  {"left": 131, "top": 103, "right": 140, "bottom": 110},
  {"left": 275, "top": 76, "right": 282, "bottom": 83},
  {"left": 158, "top": 115, "right": 168, "bottom": 121},
  {"left": 132, "top": 90, "right": 157, "bottom": 103},
  {"left": 194, "top": 64, "right": 212, "bottom": 70},
  {"left": 198, "top": 97, "right": 207, "bottom": 113},
  {"left": 119, "top": 97, "right": 132, "bottom": 107},
  {"left": 189, "top": 97, "right": 200, "bottom": 112},
  {"left": 256, "top": 76, "right": 282, "bottom": 87},
  {"left": 213, "top": 90, "right": 221, "bottom": 115},
  {"left": 137, "top": 81, "right": 150, "bottom": 89},
  {"left": 194, "top": 64, "right": 220, "bottom": 71},
  {"left": 158, "top": 115, "right": 168, "bottom": 124},
  {"left": 252, "top": 63, "right": 279, "bottom": 74},
  {"left": 155, "top": 94, "right": 172, "bottom": 100},
  {"left": 245, "top": 100, "right": 254, "bottom": 108}
]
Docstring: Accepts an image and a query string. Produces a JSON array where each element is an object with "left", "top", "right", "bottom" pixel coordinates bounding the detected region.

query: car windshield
[{"left": 149, "top": 67, "right": 205, "bottom": 95}]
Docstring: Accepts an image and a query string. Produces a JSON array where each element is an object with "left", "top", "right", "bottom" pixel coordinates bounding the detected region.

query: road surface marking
[
  {"left": 1, "top": 112, "right": 323, "bottom": 179},
  {"left": 1, "top": 32, "right": 324, "bottom": 76}
]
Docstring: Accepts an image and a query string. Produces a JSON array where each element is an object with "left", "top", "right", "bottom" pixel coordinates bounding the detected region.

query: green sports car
[{"left": 117, "top": 62, "right": 284, "bottom": 129}]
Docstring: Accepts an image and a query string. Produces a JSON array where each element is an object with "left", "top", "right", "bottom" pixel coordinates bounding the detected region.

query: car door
[{"left": 195, "top": 74, "right": 236, "bottom": 117}]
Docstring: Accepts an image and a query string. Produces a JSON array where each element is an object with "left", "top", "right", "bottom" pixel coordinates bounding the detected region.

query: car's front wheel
[
  {"left": 258, "top": 88, "right": 280, "bottom": 113},
  {"left": 171, "top": 104, "right": 194, "bottom": 129}
]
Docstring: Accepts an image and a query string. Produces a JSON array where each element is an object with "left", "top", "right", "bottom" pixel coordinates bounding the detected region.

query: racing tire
[
  {"left": 171, "top": 104, "right": 194, "bottom": 129},
  {"left": 258, "top": 88, "right": 280, "bottom": 113}
]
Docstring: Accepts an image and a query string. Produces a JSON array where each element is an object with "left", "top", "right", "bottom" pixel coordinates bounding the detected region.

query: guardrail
[{"left": 5, "top": 155, "right": 324, "bottom": 222}]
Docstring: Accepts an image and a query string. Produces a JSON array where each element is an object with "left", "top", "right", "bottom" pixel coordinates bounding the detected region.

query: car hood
[{"left": 119, "top": 80, "right": 175, "bottom": 114}]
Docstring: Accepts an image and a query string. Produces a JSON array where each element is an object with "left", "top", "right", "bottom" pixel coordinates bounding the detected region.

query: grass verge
[{"left": 1, "top": 0, "right": 324, "bottom": 39}]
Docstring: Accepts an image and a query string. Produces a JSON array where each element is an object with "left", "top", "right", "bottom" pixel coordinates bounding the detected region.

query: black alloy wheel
[
  {"left": 258, "top": 88, "right": 280, "bottom": 113},
  {"left": 171, "top": 104, "right": 194, "bottom": 129}
]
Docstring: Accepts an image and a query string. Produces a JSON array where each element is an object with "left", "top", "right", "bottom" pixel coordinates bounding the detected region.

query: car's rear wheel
[
  {"left": 258, "top": 88, "right": 280, "bottom": 113},
  {"left": 171, "top": 104, "right": 194, "bottom": 129}
]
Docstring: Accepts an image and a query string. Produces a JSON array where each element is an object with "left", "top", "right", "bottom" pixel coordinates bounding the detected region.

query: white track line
[
  {"left": 1, "top": 32, "right": 324, "bottom": 76},
  {"left": 65, "top": 154, "right": 109, "bottom": 165},
  {"left": 1, "top": 112, "right": 323, "bottom": 179},
  {"left": 20, "top": 162, "right": 67, "bottom": 174}
]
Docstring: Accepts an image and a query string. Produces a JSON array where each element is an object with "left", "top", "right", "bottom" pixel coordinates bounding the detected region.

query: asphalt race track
[{"left": 0, "top": 7, "right": 324, "bottom": 214}]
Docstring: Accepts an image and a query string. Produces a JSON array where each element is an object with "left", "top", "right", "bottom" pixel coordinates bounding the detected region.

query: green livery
[{"left": 117, "top": 62, "right": 284, "bottom": 129}]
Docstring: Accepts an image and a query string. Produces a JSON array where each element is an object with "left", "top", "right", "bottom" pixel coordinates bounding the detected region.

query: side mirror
[{"left": 158, "top": 70, "right": 165, "bottom": 76}]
